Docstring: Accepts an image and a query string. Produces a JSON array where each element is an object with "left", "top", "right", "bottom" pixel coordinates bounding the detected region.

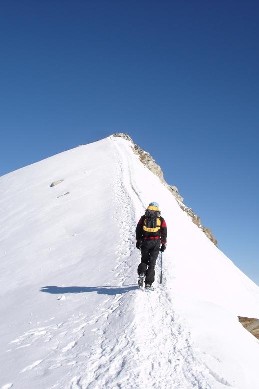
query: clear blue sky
[{"left": 1, "top": 1, "right": 258, "bottom": 284}]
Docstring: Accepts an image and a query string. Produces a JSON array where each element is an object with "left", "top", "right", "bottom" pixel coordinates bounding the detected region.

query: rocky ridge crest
[{"left": 113, "top": 133, "right": 217, "bottom": 246}]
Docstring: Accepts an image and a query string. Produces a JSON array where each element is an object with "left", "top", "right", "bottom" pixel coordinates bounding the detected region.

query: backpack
[{"left": 143, "top": 209, "right": 161, "bottom": 233}]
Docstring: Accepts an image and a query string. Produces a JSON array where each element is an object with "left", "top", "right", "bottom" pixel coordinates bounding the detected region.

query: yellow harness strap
[{"left": 143, "top": 217, "right": 161, "bottom": 233}]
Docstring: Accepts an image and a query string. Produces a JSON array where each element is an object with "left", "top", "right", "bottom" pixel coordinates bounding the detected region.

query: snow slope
[{"left": 0, "top": 135, "right": 259, "bottom": 389}]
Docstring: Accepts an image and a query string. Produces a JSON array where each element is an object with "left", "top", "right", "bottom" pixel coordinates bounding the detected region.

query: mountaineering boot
[{"left": 138, "top": 273, "right": 145, "bottom": 288}]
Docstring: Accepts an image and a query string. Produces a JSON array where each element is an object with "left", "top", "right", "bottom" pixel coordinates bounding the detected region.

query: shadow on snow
[{"left": 40, "top": 285, "right": 138, "bottom": 295}]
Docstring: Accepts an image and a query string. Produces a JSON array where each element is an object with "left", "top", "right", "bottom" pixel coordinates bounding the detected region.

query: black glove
[
  {"left": 160, "top": 244, "right": 166, "bottom": 252},
  {"left": 136, "top": 240, "right": 142, "bottom": 250}
]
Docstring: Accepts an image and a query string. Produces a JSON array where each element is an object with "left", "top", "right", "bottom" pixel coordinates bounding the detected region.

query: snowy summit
[{"left": 0, "top": 134, "right": 259, "bottom": 389}]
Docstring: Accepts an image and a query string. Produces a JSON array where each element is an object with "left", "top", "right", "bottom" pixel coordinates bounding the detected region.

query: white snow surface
[{"left": 1, "top": 135, "right": 259, "bottom": 389}]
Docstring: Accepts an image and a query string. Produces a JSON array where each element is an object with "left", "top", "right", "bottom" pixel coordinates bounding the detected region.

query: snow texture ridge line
[{"left": 110, "top": 137, "right": 215, "bottom": 388}]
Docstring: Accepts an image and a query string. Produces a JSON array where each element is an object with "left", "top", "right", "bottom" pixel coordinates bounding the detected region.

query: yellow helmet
[{"left": 147, "top": 202, "right": 159, "bottom": 212}]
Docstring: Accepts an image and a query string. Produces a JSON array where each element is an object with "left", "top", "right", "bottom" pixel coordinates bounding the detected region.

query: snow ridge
[{"left": 1, "top": 136, "right": 259, "bottom": 389}]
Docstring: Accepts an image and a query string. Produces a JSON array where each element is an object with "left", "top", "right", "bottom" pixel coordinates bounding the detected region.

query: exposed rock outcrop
[
  {"left": 238, "top": 316, "right": 259, "bottom": 339},
  {"left": 113, "top": 133, "right": 217, "bottom": 245},
  {"left": 169, "top": 185, "right": 184, "bottom": 203},
  {"left": 132, "top": 142, "right": 164, "bottom": 182},
  {"left": 50, "top": 180, "right": 64, "bottom": 187}
]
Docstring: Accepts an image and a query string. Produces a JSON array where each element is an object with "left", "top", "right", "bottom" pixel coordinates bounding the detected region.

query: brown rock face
[{"left": 238, "top": 316, "right": 259, "bottom": 339}]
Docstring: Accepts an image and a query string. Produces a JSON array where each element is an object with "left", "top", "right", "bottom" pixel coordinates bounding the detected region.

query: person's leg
[
  {"left": 145, "top": 241, "right": 160, "bottom": 285},
  {"left": 137, "top": 262, "right": 147, "bottom": 275},
  {"left": 137, "top": 243, "right": 150, "bottom": 276}
]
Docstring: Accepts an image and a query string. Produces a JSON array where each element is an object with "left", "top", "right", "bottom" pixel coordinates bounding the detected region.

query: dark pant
[{"left": 137, "top": 239, "right": 160, "bottom": 284}]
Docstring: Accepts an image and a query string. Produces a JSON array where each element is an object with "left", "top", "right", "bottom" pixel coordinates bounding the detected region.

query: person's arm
[
  {"left": 160, "top": 217, "right": 167, "bottom": 245},
  {"left": 136, "top": 216, "right": 144, "bottom": 241}
]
